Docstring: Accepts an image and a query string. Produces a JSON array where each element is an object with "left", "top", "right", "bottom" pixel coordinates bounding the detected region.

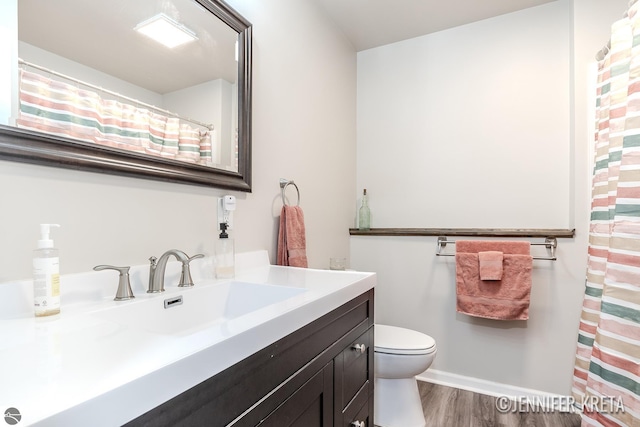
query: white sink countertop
[{"left": 0, "top": 250, "right": 375, "bottom": 426}]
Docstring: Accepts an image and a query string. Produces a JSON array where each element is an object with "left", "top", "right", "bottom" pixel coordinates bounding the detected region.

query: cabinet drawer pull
[
  {"left": 351, "top": 343, "right": 366, "bottom": 353},
  {"left": 350, "top": 421, "right": 365, "bottom": 427}
]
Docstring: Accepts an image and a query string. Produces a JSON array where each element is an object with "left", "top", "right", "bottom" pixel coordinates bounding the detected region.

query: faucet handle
[
  {"left": 94, "top": 265, "right": 135, "bottom": 301},
  {"left": 188, "top": 253, "right": 205, "bottom": 262},
  {"left": 178, "top": 253, "right": 205, "bottom": 288}
]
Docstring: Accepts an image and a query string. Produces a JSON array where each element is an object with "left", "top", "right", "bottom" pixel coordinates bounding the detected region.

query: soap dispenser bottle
[
  {"left": 215, "top": 222, "right": 235, "bottom": 279},
  {"left": 33, "top": 224, "right": 61, "bottom": 317}
]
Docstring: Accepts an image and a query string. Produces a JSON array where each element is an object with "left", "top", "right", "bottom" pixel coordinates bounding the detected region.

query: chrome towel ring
[{"left": 280, "top": 178, "right": 300, "bottom": 206}]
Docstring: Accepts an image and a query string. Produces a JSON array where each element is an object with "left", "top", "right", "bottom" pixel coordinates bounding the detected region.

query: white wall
[
  {"left": 352, "top": 0, "right": 627, "bottom": 396},
  {"left": 357, "top": 3, "right": 571, "bottom": 229},
  {"left": 0, "top": 0, "right": 356, "bottom": 282}
]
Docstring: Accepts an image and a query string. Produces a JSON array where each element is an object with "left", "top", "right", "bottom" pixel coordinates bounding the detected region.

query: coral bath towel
[
  {"left": 277, "top": 205, "right": 308, "bottom": 268},
  {"left": 455, "top": 241, "right": 532, "bottom": 320}
]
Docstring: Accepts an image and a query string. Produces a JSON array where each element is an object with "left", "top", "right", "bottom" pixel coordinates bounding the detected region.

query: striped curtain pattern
[
  {"left": 572, "top": 2, "right": 640, "bottom": 426},
  {"left": 17, "top": 69, "right": 216, "bottom": 166}
]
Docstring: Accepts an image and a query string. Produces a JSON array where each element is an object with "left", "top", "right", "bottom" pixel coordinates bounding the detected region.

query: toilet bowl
[{"left": 374, "top": 324, "right": 436, "bottom": 427}]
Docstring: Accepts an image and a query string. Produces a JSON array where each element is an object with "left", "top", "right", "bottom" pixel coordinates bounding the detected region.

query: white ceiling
[
  {"left": 314, "top": 0, "right": 558, "bottom": 51},
  {"left": 17, "top": 0, "right": 558, "bottom": 94}
]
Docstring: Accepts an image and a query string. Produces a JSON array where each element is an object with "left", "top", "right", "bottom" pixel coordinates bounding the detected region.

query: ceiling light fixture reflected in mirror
[{"left": 135, "top": 13, "right": 197, "bottom": 49}]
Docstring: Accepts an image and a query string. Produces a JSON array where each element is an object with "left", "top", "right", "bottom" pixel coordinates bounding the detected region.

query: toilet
[{"left": 374, "top": 324, "right": 437, "bottom": 427}]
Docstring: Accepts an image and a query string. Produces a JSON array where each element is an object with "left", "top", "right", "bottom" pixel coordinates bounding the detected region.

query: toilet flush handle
[{"left": 351, "top": 343, "right": 366, "bottom": 353}]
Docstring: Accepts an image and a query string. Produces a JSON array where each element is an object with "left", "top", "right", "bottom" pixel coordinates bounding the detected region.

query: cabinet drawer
[
  {"left": 334, "top": 327, "right": 373, "bottom": 411},
  {"left": 342, "top": 384, "right": 369, "bottom": 427},
  {"left": 258, "top": 361, "right": 334, "bottom": 427}
]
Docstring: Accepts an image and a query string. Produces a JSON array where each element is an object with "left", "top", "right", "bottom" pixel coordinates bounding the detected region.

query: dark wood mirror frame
[{"left": 0, "top": 0, "right": 252, "bottom": 192}]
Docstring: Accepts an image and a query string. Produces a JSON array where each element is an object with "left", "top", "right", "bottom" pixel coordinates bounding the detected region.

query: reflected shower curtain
[
  {"left": 17, "top": 69, "right": 215, "bottom": 166},
  {"left": 572, "top": 2, "right": 640, "bottom": 426}
]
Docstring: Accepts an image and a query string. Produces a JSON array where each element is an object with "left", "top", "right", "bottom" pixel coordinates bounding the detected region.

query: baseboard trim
[{"left": 416, "top": 369, "right": 569, "bottom": 401}]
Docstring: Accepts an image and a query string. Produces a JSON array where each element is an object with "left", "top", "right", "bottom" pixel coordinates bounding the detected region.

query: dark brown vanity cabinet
[{"left": 127, "top": 289, "right": 374, "bottom": 427}]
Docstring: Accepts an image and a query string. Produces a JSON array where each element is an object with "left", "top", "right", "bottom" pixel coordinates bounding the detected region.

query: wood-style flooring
[{"left": 376, "top": 381, "right": 582, "bottom": 427}]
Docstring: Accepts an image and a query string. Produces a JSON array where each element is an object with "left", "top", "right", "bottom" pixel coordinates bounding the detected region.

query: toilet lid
[{"left": 375, "top": 324, "right": 436, "bottom": 355}]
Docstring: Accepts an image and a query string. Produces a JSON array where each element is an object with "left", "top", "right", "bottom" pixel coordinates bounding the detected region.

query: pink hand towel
[
  {"left": 455, "top": 241, "right": 532, "bottom": 320},
  {"left": 478, "top": 251, "right": 503, "bottom": 280},
  {"left": 277, "top": 205, "right": 308, "bottom": 268}
]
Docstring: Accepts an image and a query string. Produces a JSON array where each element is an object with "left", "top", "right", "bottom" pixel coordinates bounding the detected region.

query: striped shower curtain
[
  {"left": 572, "top": 2, "right": 640, "bottom": 426},
  {"left": 17, "top": 69, "right": 215, "bottom": 166}
]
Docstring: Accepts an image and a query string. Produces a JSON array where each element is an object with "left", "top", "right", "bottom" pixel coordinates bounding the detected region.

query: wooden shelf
[{"left": 348, "top": 228, "right": 575, "bottom": 238}]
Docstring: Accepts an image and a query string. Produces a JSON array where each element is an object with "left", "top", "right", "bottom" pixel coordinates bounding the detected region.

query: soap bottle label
[{"left": 33, "top": 257, "right": 60, "bottom": 315}]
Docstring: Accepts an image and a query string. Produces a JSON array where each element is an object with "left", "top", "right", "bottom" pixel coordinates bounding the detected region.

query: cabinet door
[
  {"left": 258, "top": 362, "right": 334, "bottom": 427},
  {"left": 334, "top": 328, "right": 373, "bottom": 411}
]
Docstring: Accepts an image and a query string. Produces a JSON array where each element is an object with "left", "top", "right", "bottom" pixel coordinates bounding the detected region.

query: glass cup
[{"left": 329, "top": 257, "right": 347, "bottom": 271}]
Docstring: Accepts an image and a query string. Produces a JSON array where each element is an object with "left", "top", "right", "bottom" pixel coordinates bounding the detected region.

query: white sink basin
[{"left": 93, "top": 281, "right": 307, "bottom": 336}]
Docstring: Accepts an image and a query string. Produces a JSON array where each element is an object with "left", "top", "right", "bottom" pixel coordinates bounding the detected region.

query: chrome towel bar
[{"left": 436, "top": 236, "right": 558, "bottom": 261}]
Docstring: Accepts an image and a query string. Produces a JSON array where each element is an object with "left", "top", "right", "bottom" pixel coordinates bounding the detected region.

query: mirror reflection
[{"left": 14, "top": 0, "right": 240, "bottom": 172}]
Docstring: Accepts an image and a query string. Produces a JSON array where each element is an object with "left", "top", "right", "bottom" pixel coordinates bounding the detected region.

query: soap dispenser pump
[
  {"left": 33, "top": 223, "right": 61, "bottom": 317},
  {"left": 215, "top": 222, "right": 235, "bottom": 279}
]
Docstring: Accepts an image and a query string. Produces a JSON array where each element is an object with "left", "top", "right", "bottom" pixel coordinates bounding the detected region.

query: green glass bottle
[{"left": 358, "top": 189, "right": 371, "bottom": 230}]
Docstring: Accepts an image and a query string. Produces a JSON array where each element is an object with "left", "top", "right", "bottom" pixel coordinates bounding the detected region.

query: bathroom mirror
[{"left": 0, "top": 0, "right": 252, "bottom": 191}]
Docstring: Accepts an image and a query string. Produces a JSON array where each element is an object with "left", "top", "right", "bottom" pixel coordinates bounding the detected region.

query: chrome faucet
[{"left": 148, "top": 249, "right": 204, "bottom": 293}]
